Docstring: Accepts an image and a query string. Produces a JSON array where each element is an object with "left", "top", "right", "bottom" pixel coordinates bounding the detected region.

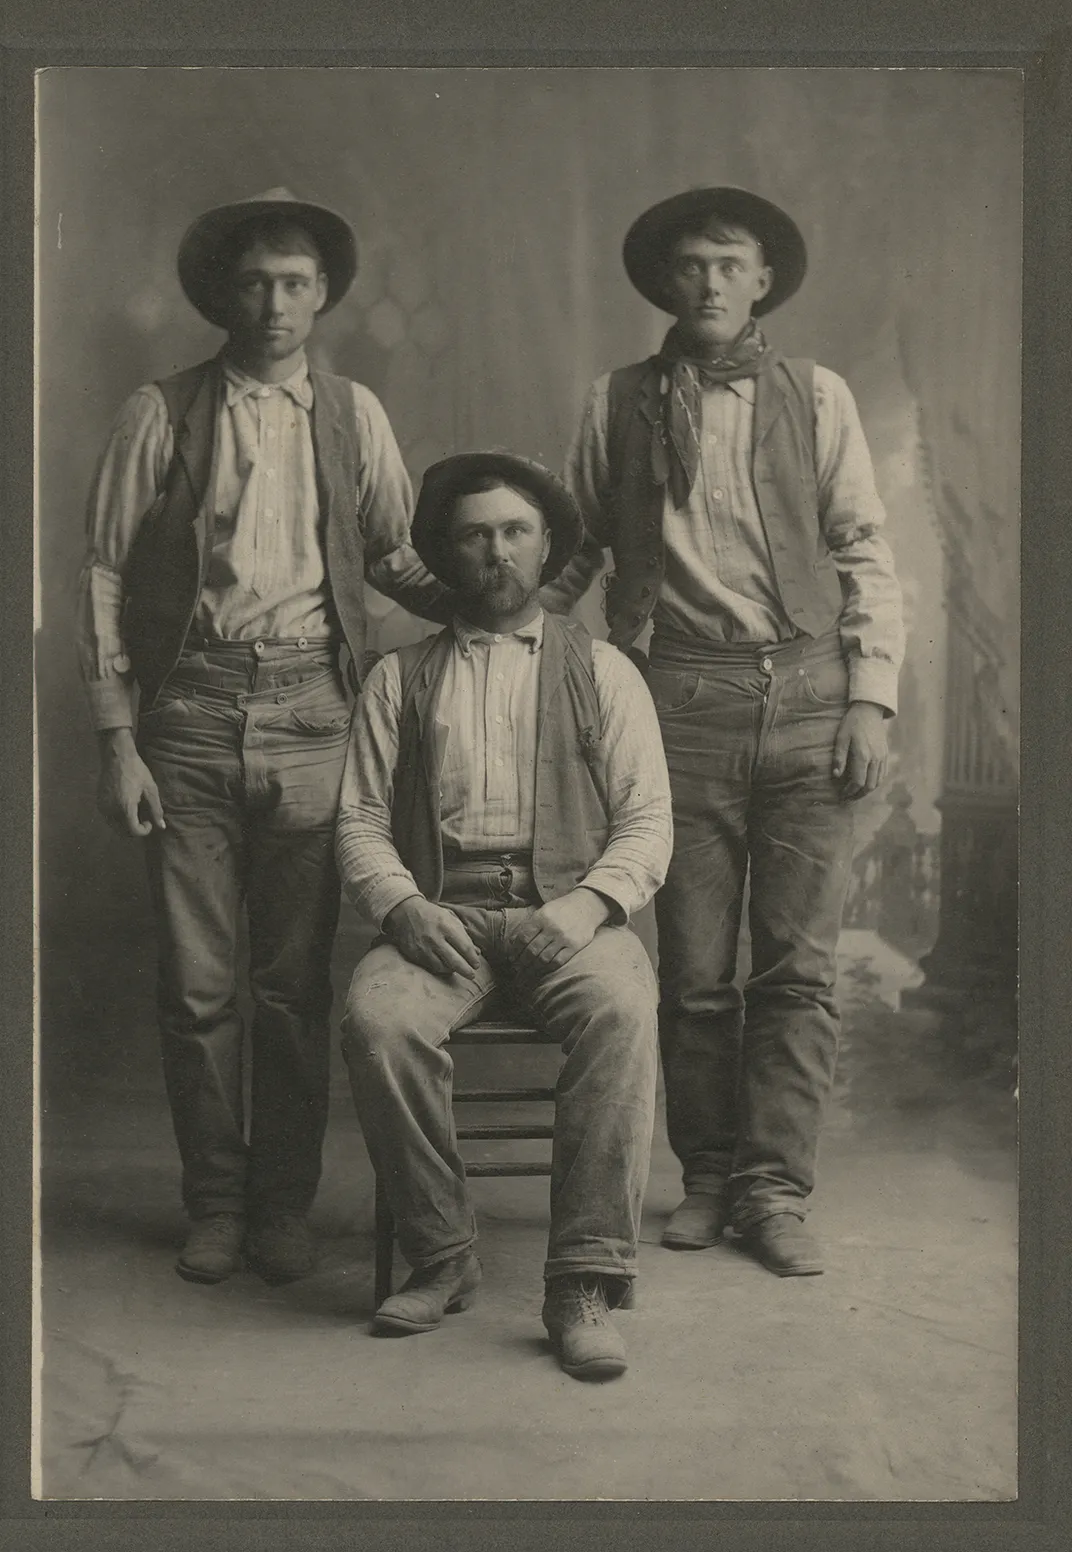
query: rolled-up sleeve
[
  {"left": 352, "top": 384, "right": 455, "bottom": 626},
  {"left": 814, "top": 366, "right": 905, "bottom": 716},
  {"left": 334, "top": 654, "right": 425, "bottom": 928},
  {"left": 579, "top": 640, "right": 673, "bottom": 922},
  {"left": 77, "top": 387, "right": 173, "bottom": 730}
]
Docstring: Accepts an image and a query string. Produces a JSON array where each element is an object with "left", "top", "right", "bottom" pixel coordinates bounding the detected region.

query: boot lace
[{"left": 561, "top": 1276, "right": 608, "bottom": 1326}]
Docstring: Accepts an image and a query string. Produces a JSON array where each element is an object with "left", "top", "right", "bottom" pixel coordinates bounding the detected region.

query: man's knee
[{"left": 339, "top": 952, "right": 449, "bottom": 1067}]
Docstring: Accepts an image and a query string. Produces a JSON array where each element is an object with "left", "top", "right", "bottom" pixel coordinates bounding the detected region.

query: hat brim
[
  {"left": 412, "top": 452, "right": 583, "bottom": 587},
  {"left": 177, "top": 198, "right": 358, "bottom": 329},
  {"left": 623, "top": 187, "right": 807, "bottom": 315}
]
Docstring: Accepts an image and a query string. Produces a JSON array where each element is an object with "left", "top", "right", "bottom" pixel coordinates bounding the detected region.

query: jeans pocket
[
  {"left": 801, "top": 660, "right": 849, "bottom": 710},
  {"left": 137, "top": 693, "right": 189, "bottom": 726},
  {"left": 287, "top": 708, "right": 352, "bottom": 736},
  {"left": 647, "top": 667, "right": 701, "bottom": 713}
]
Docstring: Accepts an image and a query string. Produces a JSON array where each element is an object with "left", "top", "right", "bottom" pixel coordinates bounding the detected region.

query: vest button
[
  {"left": 647, "top": 557, "right": 658, "bottom": 568},
  {"left": 640, "top": 588, "right": 651, "bottom": 598},
  {"left": 631, "top": 614, "right": 642, "bottom": 626}
]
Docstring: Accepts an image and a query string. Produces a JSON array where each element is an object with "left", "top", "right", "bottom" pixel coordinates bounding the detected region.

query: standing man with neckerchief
[{"left": 564, "top": 187, "right": 905, "bottom": 1276}]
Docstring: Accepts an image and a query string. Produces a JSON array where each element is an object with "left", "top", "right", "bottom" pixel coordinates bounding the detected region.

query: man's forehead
[
  {"left": 451, "top": 488, "right": 546, "bottom": 526},
  {"left": 233, "top": 244, "right": 321, "bottom": 274},
  {"left": 672, "top": 226, "right": 762, "bottom": 256}
]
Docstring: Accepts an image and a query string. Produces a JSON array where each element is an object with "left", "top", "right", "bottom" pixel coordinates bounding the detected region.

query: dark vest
[
  {"left": 602, "top": 352, "right": 844, "bottom": 650},
  {"left": 390, "top": 614, "right": 610, "bottom": 906},
  {"left": 121, "top": 358, "right": 365, "bottom": 709}
]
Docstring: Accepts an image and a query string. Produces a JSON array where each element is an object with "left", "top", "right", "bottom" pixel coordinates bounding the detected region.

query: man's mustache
[{"left": 473, "top": 564, "right": 524, "bottom": 591}]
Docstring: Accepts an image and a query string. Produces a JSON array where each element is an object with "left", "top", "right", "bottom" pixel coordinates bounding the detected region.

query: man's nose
[{"left": 265, "top": 282, "right": 287, "bottom": 316}]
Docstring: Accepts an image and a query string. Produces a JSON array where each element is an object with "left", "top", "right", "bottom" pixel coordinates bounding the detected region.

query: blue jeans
[
  {"left": 136, "top": 639, "right": 351, "bottom": 1219},
  {"left": 648, "top": 630, "right": 855, "bottom": 1230},
  {"left": 340, "top": 856, "right": 659, "bottom": 1285}
]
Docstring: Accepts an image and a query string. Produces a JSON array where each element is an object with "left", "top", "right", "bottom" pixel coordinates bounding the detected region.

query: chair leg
[
  {"left": 619, "top": 1282, "right": 637, "bottom": 1310},
  {"left": 373, "top": 1175, "right": 394, "bottom": 1308}
]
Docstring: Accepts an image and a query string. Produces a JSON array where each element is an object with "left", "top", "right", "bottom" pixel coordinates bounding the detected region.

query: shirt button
[
  {"left": 258, "top": 387, "right": 271, "bottom": 399},
  {"left": 266, "top": 468, "right": 276, "bottom": 480},
  {"left": 265, "top": 507, "right": 275, "bottom": 518},
  {"left": 276, "top": 692, "right": 288, "bottom": 704},
  {"left": 112, "top": 653, "right": 131, "bottom": 673},
  {"left": 713, "top": 488, "right": 725, "bottom": 501},
  {"left": 495, "top": 715, "right": 504, "bottom": 724},
  {"left": 493, "top": 633, "right": 502, "bottom": 642},
  {"left": 496, "top": 673, "right": 505, "bottom": 682},
  {"left": 254, "top": 641, "right": 265, "bottom": 656},
  {"left": 297, "top": 636, "right": 308, "bottom": 649},
  {"left": 761, "top": 656, "right": 773, "bottom": 672}
]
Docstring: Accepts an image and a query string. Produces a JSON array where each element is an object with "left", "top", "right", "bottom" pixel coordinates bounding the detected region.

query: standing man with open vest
[
  {"left": 563, "top": 187, "right": 905, "bottom": 1276},
  {"left": 77, "top": 189, "right": 457, "bottom": 1288}
]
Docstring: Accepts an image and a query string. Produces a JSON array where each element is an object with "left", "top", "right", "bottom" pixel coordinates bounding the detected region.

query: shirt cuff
[
  {"left": 356, "top": 877, "right": 425, "bottom": 932},
  {"left": 576, "top": 869, "right": 633, "bottom": 926},
  {"left": 83, "top": 677, "right": 136, "bottom": 732},
  {"left": 849, "top": 655, "right": 899, "bottom": 717}
]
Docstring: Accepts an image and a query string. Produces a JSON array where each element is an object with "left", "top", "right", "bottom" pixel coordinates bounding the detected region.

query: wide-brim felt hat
[
  {"left": 623, "top": 186, "right": 807, "bottom": 315},
  {"left": 412, "top": 452, "right": 584, "bottom": 586},
  {"left": 177, "top": 186, "right": 358, "bottom": 329}
]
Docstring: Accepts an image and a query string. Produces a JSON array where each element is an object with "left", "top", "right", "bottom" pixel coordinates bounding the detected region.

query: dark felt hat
[
  {"left": 623, "top": 186, "right": 807, "bottom": 315},
  {"left": 412, "top": 452, "right": 584, "bottom": 585},
  {"left": 177, "top": 186, "right": 358, "bottom": 329}
]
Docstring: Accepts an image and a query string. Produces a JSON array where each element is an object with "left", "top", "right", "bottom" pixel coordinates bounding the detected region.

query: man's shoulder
[
  {"left": 606, "top": 355, "right": 660, "bottom": 391},
  {"left": 590, "top": 635, "right": 650, "bottom": 696},
  {"left": 310, "top": 367, "right": 385, "bottom": 418}
]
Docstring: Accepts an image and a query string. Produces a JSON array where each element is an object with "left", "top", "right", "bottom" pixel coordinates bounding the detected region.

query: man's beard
[{"left": 466, "top": 565, "right": 537, "bottom": 615}]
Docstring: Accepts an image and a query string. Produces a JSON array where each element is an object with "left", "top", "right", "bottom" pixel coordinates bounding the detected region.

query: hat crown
[{"left": 241, "top": 186, "right": 299, "bottom": 206}]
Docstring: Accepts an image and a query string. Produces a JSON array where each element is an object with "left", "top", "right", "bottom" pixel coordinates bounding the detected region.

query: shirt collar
[
  {"left": 221, "top": 353, "right": 314, "bottom": 411},
  {"left": 453, "top": 609, "right": 545, "bottom": 658},
  {"left": 725, "top": 376, "right": 757, "bottom": 404}
]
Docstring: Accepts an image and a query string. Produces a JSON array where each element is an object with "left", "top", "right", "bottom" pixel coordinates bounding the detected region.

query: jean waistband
[
  {"left": 183, "top": 634, "right": 339, "bottom": 662},
  {"left": 169, "top": 645, "right": 343, "bottom": 700},
  {"left": 441, "top": 851, "right": 538, "bottom": 907},
  {"left": 650, "top": 627, "right": 843, "bottom": 671}
]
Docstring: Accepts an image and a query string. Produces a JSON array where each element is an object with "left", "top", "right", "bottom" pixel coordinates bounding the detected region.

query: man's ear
[
  {"left": 314, "top": 271, "right": 329, "bottom": 313},
  {"left": 755, "top": 265, "right": 774, "bottom": 302}
]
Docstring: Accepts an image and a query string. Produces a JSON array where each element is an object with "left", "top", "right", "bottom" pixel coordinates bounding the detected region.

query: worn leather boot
[
  {"left": 541, "top": 1275, "right": 628, "bottom": 1381},
  {"left": 176, "top": 1212, "right": 245, "bottom": 1284},
  {"left": 244, "top": 1209, "right": 317, "bottom": 1285},
  {"left": 373, "top": 1250, "right": 482, "bottom": 1334},
  {"left": 661, "top": 1192, "right": 728, "bottom": 1249},
  {"left": 737, "top": 1213, "right": 823, "bottom": 1276}
]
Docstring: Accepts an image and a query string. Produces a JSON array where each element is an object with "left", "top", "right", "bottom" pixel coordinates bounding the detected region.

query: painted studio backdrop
[{"left": 35, "top": 68, "right": 1020, "bottom": 1501}]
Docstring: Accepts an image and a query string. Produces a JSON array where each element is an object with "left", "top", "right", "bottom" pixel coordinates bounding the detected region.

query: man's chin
[{"left": 467, "top": 578, "right": 536, "bottom": 616}]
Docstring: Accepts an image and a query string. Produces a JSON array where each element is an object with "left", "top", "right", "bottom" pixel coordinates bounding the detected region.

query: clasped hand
[{"left": 385, "top": 888, "right": 611, "bottom": 979}]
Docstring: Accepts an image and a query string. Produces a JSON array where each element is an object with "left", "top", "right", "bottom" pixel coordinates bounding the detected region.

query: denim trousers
[
  {"left": 648, "top": 629, "right": 855, "bottom": 1230},
  {"left": 136, "top": 638, "right": 351, "bottom": 1219},
  {"left": 340, "top": 856, "right": 659, "bottom": 1285}
]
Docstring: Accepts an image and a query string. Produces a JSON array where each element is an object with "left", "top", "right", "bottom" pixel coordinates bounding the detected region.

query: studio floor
[{"left": 38, "top": 926, "right": 1017, "bottom": 1502}]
